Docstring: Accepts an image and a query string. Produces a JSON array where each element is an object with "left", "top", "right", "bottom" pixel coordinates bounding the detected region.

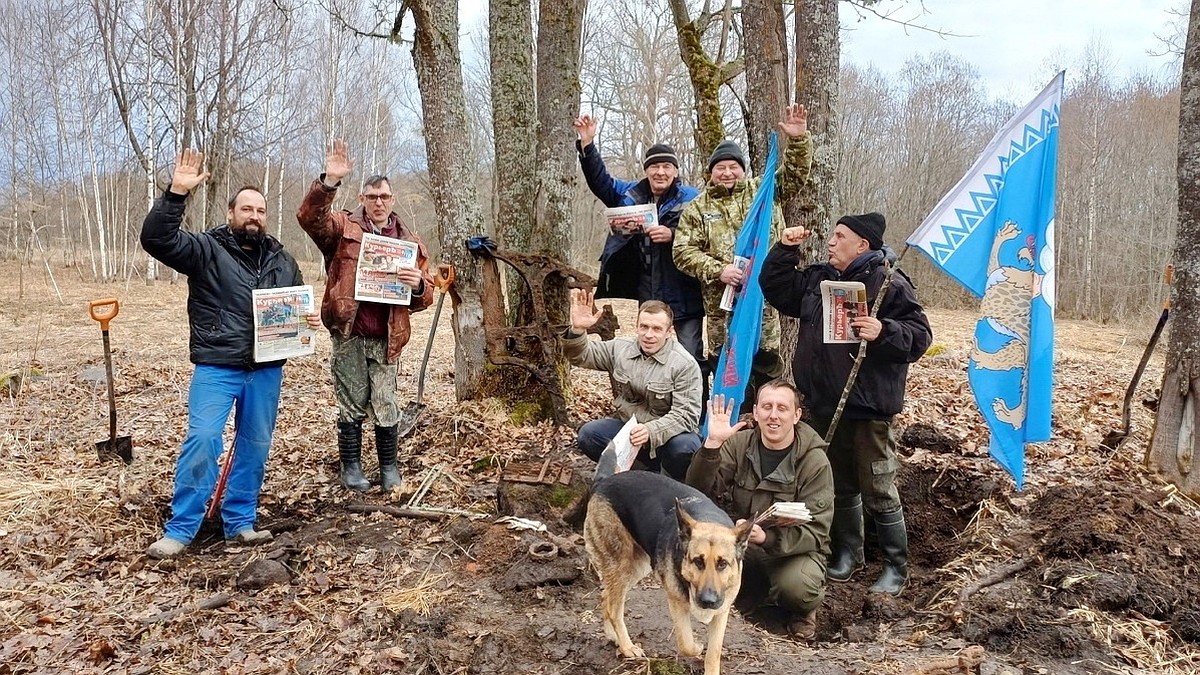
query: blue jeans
[
  {"left": 164, "top": 364, "right": 283, "bottom": 542},
  {"left": 576, "top": 417, "right": 701, "bottom": 480}
]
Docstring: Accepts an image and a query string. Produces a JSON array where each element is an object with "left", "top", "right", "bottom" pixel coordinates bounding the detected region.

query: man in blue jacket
[
  {"left": 573, "top": 114, "right": 704, "bottom": 360},
  {"left": 141, "top": 149, "right": 318, "bottom": 559}
]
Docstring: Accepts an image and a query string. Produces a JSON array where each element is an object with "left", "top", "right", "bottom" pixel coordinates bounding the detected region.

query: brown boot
[{"left": 787, "top": 607, "right": 817, "bottom": 641}]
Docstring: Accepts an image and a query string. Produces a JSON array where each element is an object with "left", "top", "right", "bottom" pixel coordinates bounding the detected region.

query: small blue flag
[{"left": 706, "top": 132, "right": 781, "bottom": 429}]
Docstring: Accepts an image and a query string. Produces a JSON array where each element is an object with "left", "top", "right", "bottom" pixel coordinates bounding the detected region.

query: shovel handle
[
  {"left": 1163, "top": 264, "right": 1174, "bottom": 310},
  {"left": 89, "top": 298, "right": 120, "bottom": 331},
  {"left": 434, "top": 264, "right": 455, "bottom": 292}
]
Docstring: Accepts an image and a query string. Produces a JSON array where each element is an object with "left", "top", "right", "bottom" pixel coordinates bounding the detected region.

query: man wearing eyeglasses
[{"left": 297, "top": 140, "right": 435, "bottom": 494}]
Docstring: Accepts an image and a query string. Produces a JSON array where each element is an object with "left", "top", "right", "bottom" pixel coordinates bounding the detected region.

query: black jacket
[
  {"left": 577, "top": 141, "right": 704, "bottom": 321},
  {"left": 759, "top": 244, "right": 931, "bottom": 420},
  {"left": 140, "top": 191, "right": 304, "bottom": 370}
]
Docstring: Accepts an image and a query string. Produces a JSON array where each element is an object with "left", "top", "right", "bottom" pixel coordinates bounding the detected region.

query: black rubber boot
[
  {"left": 827, "top": 495, "right": 866, "bottom": 582},
  {"left": 869, "top": 508, "right": 909, "bottom": 596},
  {"left": 376, "top": 424, "right": 402, "bottom": 491},
  {"left": 337, "top": 421, "right": 369, "bottom": 491}
]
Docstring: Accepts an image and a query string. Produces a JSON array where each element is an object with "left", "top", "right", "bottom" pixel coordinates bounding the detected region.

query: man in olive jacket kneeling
[{"left": 686, "top": 381, "right": 834, "bottom": 640}]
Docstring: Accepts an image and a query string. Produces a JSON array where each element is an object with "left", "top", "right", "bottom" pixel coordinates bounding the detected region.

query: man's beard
[{"left": 233, "top": 223, "right": 265, "bottom": 247}]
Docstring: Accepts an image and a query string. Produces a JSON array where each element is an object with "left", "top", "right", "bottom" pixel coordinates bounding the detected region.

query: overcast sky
[
  {"left": 841, "top": 0, "right": 1184, "bottom": 99},
  {"left": 459, "top": 1, "right": 1184, "bottom": 101}
]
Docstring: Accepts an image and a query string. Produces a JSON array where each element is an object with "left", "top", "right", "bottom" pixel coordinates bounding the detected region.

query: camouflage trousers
[
  {"left": 330, "top": 333, "right": 399, "bottom": 426},
  {"left": 809, "top": 417, "right": 903, "bottom": 515}
]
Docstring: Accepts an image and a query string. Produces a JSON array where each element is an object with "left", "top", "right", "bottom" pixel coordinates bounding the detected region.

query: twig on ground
[{"left": 951, "top": 555, "right": 1036, "bottom": 623}]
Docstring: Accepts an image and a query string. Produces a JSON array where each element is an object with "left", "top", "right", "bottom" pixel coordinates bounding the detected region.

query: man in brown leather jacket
[
  {"left": 297, "top": 140, "right": 434, "bottom": 493},
  {"left": 686, "top": 380, "right": 834, "bottom": 640}
]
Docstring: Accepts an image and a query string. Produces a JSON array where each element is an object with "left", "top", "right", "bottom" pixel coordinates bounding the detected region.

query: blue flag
[
  {"left": 906, "top": 72, "right": 1064, "bottom": 489},
  {"left": 707, "top": 132, "right": 781, "bottom": 428}
]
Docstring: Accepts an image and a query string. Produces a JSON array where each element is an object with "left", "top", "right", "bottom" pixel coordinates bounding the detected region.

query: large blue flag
[
  {"left": 906, "top": 72, "right": 1064, "bottom": 489},
  {"left": 707, "top": 132, "right": 780, "bottom": 427}
]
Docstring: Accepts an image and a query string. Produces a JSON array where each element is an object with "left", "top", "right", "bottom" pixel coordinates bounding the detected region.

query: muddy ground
[{"left": 1, "top": 261, "right": 1198, "bottom": 674}]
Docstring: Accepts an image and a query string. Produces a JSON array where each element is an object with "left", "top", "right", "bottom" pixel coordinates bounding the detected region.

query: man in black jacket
[
  {"left": 572, "top": 114, "right": 704, "bottom": 360},
  {"left": 759, "top": 213, "right": 931, "bottom": 596},
  {"left": 141, "top": 149, "right": 318, "bottom": 559}
]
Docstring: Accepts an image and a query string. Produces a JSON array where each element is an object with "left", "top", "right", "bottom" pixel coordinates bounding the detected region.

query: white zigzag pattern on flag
[{"left": 928, "top": 106, "right": 1060, "bottom": 265}]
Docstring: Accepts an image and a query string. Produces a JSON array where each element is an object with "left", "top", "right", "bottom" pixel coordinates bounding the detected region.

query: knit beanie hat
[
  {"left": 706, "top": 139, "right": 746, "bottom": 173},
  {"left": 643, "top": 143, "right": 679, "bottom": 169},
  {"left": 836, "top": 212, "right": 886, "bottom": 250}
]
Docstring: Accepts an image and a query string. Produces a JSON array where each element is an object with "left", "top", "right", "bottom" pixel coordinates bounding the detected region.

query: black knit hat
[
  {"left": 707, "top": 139, "right": 746, "bottom": 173},
  {"left": 643, "top": 143, "right": 679, "bottom": 169},
  {"left": 837, "top": 212, "right": 886, "bottom": 250}
]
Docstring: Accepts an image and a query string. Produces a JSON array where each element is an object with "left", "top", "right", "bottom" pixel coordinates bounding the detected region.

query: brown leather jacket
[{"left": 296, "top": 178, "right": 435, "bottom": 363}]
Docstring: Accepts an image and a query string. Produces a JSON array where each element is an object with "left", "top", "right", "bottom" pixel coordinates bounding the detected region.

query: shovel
[
  {"left": 1101, "top": 264, "right": 1173, "bottom": 451},
  {"left": 397, "top": 264, "right": 455, "bottom": 438},
  {"left": 89, "top": 298, "right": 133, "bottom": 464}
]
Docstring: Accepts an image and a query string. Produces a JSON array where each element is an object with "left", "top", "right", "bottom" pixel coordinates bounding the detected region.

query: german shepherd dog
[{"left": 584, "top": 471, "right": 753, "bottom": 675}]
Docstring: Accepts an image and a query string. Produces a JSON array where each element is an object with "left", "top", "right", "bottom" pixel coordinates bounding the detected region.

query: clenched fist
[{"left": 781, "top": 226, "right": 809, "bottom": 246}]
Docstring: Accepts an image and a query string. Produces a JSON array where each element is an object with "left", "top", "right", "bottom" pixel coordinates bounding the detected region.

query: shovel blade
[
  {"left": 96, "top": 436, "right": 133, "bottom": 464},
  {"left": 396, "top": 402, "right": 426, "bottom": 438}
]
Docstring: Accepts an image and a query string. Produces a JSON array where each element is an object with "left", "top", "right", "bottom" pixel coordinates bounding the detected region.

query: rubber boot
[
  {"left": 869, "top": 508, "right": 909, "bottom": 596},
  {"left": 338, "top": 421, "right": 370, "bottom": 491},
  {"left": 826, "top": 495, "right": 866, "bottom": 582},
  {"left": 376, "top": 424, "right": 402, "bottom": 491}
]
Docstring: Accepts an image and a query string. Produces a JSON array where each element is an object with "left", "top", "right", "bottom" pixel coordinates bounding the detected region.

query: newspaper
[
  {"left": 354, "top": 233, "right": 420, "bottom": 306},
  {"left": 604, "top": 204, "right": 657, "bottom": 235},
  {"left": 595, "top": 415, "right": 639, "bottom": 480},
  {"left": 819, "top": 280, "right": 868, "bottom": 343},
  {"left": 719, "top": 256, "right": 751, "bottom": 311},
  {"left": 252, "top": 285, "right": 316, "bottom": 362},
  {"left": 754, "top": 501, "right": 812, "bottom": 528}
]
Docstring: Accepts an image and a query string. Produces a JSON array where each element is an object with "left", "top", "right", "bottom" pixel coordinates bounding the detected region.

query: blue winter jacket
[{"left": 577, "top": 141, "right": 704, "bottom": 321}]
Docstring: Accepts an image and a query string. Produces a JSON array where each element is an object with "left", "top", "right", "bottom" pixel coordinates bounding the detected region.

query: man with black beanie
[
  {"left": 572, "top": 114, "right": 705, "bottom": 360},
  {"left": 758, "top": 213, "right": 932, "bottom": 597}
]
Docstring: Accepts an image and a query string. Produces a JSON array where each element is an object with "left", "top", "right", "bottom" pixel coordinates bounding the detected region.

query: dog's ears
[
  {"left": 675, "top": 498, "right": 698, "bottom": 540},
  {"left": 733, "top": 518, "right": 755, "bottom": 553}
]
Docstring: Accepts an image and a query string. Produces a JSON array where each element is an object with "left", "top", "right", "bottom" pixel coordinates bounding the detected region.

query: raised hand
[
  {"left": 778, "top": 103, "right": 809, "bottom": 138},
  {"left": 326, "top": 139, "right": 354, "bottom": 184},
  {"left": 703, "top": 394, "right": 748, "bottom": 447},
  {"left": 573, "top": 115, "right": 599, "bottom": 149},
  {"left": 781, "top": 226, "right": 809, "bottom": 246},
  {"left": 169, "top": 149, "right": 210, "bottom": 195},
  {"left": 569, "top": 288, "right": 603, "bottom": 332}
]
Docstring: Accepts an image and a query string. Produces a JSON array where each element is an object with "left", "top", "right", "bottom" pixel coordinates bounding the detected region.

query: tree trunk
[
  {"left": 1147, "top": 0, "right": 1200, "bottom": 498},
  {"left": 793, "top": 0, "right": 839, "bottom": 253},
  {"left": 533, "top": 0, "right": 586, "bottom": 324},
  {"left": 741, "top": 0, "right": 788, "bottom": 174},
  {"left": 777, "top": 0, "right": 839, "bottom": 383},
  {"left": 407, "top": 0, "right": 490, "bottom": 400},
  {"left": 489, "top": 0, "right": 537, "bottom": 322},
  {"left": 666, "top": 0, "right": 741, "bottom": 163}
]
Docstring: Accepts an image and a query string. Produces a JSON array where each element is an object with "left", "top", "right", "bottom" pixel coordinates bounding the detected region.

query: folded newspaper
[
  {"left": 754, "top": 501, "right": 812, "bottom": 527},
  {"left": 595, "top": 415, "right": 639, "bottom": 480},
  {"left": 252, "top": 285, "right": 316, "bottom": 362},
  {"left": 354, "top": 232, "right": 419, "bottom": 306},
  {"left": 719, "top": 255, "right": 751, "bottom": 311},
  {"left": 604, "top": 204, "right": 657, "bottom": 235},
  {"left": 819, "top": 280, "right": 867, "bottom": 343}
]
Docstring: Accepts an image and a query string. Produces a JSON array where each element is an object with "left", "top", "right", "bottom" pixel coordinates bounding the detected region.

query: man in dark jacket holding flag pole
[{"left": 759, "top": 213, "right": 931, "bottom": 596}]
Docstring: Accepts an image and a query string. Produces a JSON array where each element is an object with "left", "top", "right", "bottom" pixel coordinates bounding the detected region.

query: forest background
[{"left": 0, "top": 0, "right": 1185, "bottom": 326}]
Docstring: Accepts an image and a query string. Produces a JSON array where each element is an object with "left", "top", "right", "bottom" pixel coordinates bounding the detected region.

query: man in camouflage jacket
[{"left": 672, "top": 104, "right": 813, "bottom": 409}]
